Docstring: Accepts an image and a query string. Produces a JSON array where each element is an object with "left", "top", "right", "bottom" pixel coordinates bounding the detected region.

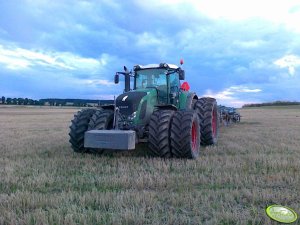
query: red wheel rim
[
  {"left": 191, "top": 121, "right": 197, "bottom": 152},
  {"left": 212, "top": 107, "right": 217, "bottom": 137}
]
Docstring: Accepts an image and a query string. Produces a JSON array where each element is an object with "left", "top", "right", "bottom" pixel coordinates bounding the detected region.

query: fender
[
  {"left": 185, "top": 93, "right": 198, "bottom": 109},
  {"left": 155, "top": 104, "right": 177, "bottom": 111}
]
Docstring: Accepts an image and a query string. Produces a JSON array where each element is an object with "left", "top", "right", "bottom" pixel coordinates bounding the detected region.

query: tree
[
  {"left": 17, "top": 98, "right": 24, "bottom": 105},
  {"left": 24, "top": 98, "right": 29, "bottom": 105},
  {"left": 1, "top": 96, "right": 5, "bottom": 104},
  {"left": 12, "top": 98, "right": 17, "bottom": 105},
  {"left": 61, "top": 100, "right": 66, "bottom": 106},
  {"left": 6, "top": 98, "right": 12, "bottom": 105}
]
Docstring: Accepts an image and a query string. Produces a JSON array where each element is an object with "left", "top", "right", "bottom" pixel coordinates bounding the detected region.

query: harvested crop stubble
[{"left": 0, "top": 106, "right": 300, "bottom": 225}]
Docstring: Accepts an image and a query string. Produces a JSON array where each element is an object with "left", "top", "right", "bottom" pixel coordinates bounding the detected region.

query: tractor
[{"left": 69, "top": 62, "right": 219, "bottom": 159}]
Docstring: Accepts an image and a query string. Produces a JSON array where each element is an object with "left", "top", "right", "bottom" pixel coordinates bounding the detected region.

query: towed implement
[
  {"left": 69, "top": 62, "right": 219, "bottom": 159},
  {"left": 218, "top": 105, "right": 241, "bottom": 126}
]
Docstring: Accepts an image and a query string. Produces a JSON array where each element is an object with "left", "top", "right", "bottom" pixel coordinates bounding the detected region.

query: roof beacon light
[{"left": 180, "top": 59, "right": 184, "bottom": 65}]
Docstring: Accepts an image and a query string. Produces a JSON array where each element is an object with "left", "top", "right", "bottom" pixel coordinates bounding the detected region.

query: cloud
[
  {"left": 0, "top": 44, "right": 109, "bottom": 72},
  {"left": 274, "top": 54, "right": 300, "bottom": 76},
  {"left": 0, "top": 42, "right": 127, "bottom": 99},
  {"left": 79, "top": 79, "right": 115, "bottom": 87},
  {"left": 233, "top": 40, "right": 265, "bottom": 49},
  {"left": 229, "top": 86, "right": 262, "bottom": 93},
  {"left": 203, "top": 86, "right": 262, "bottom": 107},
  {"left": 136, "top": 32, "right": 163, "bottom": 47},
  {"left": 136, "top": 0, "right": 300, "bottom": 32},
  {"left": 0, "top": 0, "right": 300, "bottom": 105}
]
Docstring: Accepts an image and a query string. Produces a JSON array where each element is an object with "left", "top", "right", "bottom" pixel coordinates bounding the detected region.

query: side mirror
[
  {"left": 114, "top": 74, "right": 119, "bottom": 84},
  {"left": 179, "top": 70, "right": 185, "bottom": 80}
]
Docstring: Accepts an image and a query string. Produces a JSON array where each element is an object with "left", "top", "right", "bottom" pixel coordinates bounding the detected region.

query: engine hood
[{"left": 116, "top": 91, "right": 147, "bottom": 116}]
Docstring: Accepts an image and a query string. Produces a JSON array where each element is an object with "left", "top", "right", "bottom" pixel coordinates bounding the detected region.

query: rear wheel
[
  {"left": 170, "top": 110, "right": 200, "bottom": 159},
  {"left": 69, "top": 108, "right": 97, "bottom": 153},
  {"left": 195, "top": 97, "right": 219, "bottom": 145},
  {"left": 148, "top": 110, "right": 175, "bottom": 158}
]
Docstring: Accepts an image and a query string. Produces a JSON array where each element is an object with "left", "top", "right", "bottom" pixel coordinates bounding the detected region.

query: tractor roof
[{"left": 134, "top": 63, "right": 179, "bottom": 71}]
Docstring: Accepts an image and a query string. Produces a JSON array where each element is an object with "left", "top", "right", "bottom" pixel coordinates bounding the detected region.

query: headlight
[{"left": 127, "top": 111, "right": 137, "bottom": 121}]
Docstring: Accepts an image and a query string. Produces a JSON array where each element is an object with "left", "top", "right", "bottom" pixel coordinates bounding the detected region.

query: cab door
[{"left": 169, "top": 72, "right": 180, "bottom": 107}]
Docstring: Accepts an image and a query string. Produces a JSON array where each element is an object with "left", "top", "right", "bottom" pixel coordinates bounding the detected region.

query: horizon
[{"left": 1, "top": 0, "right": 300, "bottom": 107}]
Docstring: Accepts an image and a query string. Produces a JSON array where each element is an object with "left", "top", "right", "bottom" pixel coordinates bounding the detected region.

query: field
[{"left": 0, "top": 106, "right": 300, "bottom": 225}]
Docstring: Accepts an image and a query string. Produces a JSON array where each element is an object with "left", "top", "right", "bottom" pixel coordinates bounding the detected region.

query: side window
[{"left": 169, "top": 72, "right": 180, "bottom": 90}]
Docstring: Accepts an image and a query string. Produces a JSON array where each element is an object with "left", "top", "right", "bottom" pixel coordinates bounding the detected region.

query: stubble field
[{"left": 0, "top": 105, "right": 300, "bottom": 225}]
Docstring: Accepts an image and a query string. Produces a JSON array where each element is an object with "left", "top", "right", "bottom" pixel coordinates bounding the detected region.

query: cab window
[{"left": 135, "top": 69, "right": 167, "bottom": 89}]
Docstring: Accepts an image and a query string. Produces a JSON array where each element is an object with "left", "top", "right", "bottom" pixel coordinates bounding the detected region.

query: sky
[{"left": 0, "top": 0, "right": 300, "bottom": 107}]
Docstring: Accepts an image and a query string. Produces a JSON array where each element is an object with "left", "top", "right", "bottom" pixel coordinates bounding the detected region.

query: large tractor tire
[
  {"left": 148, "top": 110, "right": 175, "bottom": 158},
  {"left": 170, "top": 110, "right": 200, "bottom": 159},
  {"left": 194, "top": 97, "right": 219, "bottom": 145},
  {"left": 69, "top": 108, "right": 97, "bottom": 153},
  {"left": 88, "top": 109, "right": 114, "bottom": 130},
  {"left": 87, "top": 109, "right": 114, "bottom": 153}
]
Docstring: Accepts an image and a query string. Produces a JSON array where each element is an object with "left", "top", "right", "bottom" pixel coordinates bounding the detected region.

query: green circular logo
[{"left": 266, "top": 205, "right": 298, "bottom": 223}]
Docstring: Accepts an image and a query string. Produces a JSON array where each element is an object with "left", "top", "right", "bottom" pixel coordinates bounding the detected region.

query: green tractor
[{"left": 69, "top": 62, "right": 219, "bottom": 159}]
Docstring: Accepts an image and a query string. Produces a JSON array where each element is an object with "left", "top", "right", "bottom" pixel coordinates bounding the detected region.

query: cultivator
[{"left": 218, "top": 105, "right": 241, "bottom": 126}]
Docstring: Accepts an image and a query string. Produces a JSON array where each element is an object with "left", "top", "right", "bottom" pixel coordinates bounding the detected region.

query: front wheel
[
  {"left": 88, "top": 109, "right": 114, "bottom": 130},
  {"left": 87, "top": 109, "right": 114, "bottom": 153},
  {"left": 69, "top": 108, "right": 97, "bottom": 153}
]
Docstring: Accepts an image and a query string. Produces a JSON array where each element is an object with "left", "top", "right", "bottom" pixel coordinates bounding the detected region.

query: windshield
[{"left": 135, "top": 69, "right": 167, "bottom": 89}]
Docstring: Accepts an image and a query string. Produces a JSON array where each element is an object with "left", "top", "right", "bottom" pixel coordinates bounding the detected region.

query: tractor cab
[
  {"left": 133, "top": 63, "right": 185, "bottom": 106},
  {"left": 113, "top": 62, "right": 193, "bottom": 128},
  {"left": 113, "top": 62, "right": 188, "bottom": 131}
]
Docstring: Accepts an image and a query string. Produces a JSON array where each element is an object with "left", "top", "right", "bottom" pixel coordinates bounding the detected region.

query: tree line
[
  {"left": 0, "top": 96, "right": 113, "bottom": 107},
  {"left": 242, "top": 101, "right": 300, "bottom": 108}
]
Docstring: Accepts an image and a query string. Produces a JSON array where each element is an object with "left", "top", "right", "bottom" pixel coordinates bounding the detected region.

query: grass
[{"left": 0, "top": 106, "right": 300, "bottom": 224}]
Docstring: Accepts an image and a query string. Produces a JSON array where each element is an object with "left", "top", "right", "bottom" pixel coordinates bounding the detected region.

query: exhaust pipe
[
  {"left": 124, "top": 73, "right": 130, "bottom": 92},
  {"left": 115, "top": 66, "right": 131, "bottom": 93},
  {"left": 124, "top": 66, "right": 130, "bottom": 92}
]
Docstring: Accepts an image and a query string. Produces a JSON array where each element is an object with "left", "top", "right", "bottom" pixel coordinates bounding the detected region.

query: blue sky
[{"left": 0, "top": 0, "right": 300, "bottom": 107}]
